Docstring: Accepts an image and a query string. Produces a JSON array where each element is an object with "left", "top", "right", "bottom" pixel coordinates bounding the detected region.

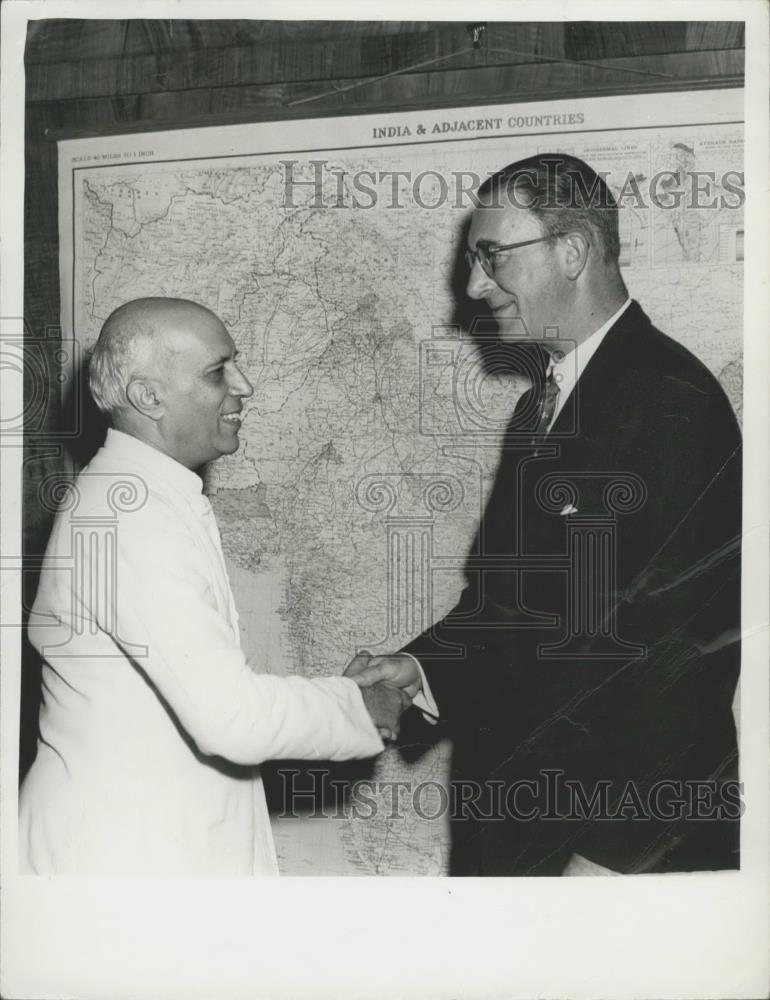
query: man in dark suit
[{"left": 348, "top": 153, "right": 742, "bottom": 875}]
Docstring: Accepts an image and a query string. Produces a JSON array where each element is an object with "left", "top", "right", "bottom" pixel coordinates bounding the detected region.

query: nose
[
  {"left": 229, "top": 363, "right": 254, "bottom": 399},
  {"left": 466, "top": 259, "right": 497, "bottom": 301}
]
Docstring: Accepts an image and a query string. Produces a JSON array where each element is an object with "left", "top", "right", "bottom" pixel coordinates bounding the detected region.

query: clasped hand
[{"left": 344, "top": 652, "right": 422, "bottom": 742}]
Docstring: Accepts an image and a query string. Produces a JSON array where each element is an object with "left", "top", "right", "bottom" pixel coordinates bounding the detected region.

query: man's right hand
[
  {"left": 345, "top": 652, "right": 422, "bottom": 699},
  {"left": 359, "top": 682, "right": 411, "bottom": 742}
]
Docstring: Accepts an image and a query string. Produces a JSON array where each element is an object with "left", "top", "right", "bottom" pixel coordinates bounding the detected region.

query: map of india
[{"left": 61, "top": 97, "right": 744, "bottom": 874}]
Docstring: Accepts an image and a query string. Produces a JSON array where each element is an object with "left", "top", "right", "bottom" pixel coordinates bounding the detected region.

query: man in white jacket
[{"left": 19, "top": 296, "right": 403, "bottom": 875}]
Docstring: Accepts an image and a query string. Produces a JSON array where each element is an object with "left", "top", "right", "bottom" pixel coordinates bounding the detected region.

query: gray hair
[
  {"left": 88, "top": 317, "right": 156, "bottom": 413},
  {"left": 88, "top": 298, "right": 186, "bottom": 414}
]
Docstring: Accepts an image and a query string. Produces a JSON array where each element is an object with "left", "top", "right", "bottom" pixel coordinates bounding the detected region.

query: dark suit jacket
[{"left": 403, "top": 301, "right": 742, "bottom": 875}]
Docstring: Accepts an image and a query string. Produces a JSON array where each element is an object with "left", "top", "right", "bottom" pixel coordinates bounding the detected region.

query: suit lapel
[{"left": 549, "top": 300, "right": 650, "bottom": 453}]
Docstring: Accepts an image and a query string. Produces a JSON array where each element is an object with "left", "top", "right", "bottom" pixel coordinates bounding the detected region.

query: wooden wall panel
[
  {"left": 27, "top": 50, "right": 745, "bottom": 139},
  {"left": 25, "top": 19, "right": 469, "bottom": 63},
  {"left": 565, "top": 22, "right": 688, "bottom": 59},
  {"left": 25, "top": 24, "right": 565, "bottom": 103},
  {"left": 26, "top": 22, "right": 743, "bottom": 108}
]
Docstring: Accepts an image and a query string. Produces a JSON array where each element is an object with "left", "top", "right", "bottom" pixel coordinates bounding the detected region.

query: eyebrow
[{"left": 205, "top": 351, "right": 237, "bottom": 370}]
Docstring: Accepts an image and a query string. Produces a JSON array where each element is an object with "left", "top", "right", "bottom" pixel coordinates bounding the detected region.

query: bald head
[
  {"left": 88, "top": 296, "right": 253, "bottom": 469},
  {"left": 89, "top": 297, "right": 221, "bottom": 414}
]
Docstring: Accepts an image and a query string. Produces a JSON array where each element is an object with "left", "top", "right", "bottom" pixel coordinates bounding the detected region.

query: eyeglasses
[{"left": 465, "top": 234, "right": 560, "bottom": 278}]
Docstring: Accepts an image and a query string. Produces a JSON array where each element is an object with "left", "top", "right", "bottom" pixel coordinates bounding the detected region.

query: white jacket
[{"left": 19, "top": 429, "right": 383, "bottom": 875}]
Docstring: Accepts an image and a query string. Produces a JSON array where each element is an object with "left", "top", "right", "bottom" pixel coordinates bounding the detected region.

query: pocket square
[{"left": 560, "top": 504, "right": 578, "bottom": 516}]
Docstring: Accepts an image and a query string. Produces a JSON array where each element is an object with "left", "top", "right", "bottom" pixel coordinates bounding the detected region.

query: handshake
[{"left": 344, "top": 652, "right": 423, "bottom": 742}]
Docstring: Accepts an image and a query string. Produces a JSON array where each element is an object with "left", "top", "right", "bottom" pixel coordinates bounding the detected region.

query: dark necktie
[
  {"left": 505, "top": 347, "right": 559, "bottom": 440},
  {"left": 534, "top": 367, "right": 560, "bottom": 438}
]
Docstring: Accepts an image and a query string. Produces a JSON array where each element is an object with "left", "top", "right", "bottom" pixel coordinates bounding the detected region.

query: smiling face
[
  {"left": 466, "top": 202, "right": 570, "bottom": 344},
  {"left": 155, "top": 308, "right": 254, "bottom": 470}
]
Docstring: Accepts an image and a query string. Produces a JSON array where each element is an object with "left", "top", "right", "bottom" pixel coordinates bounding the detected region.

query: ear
[
  {"left": 559, "top": 231, "right": 590, "bottom": 281},
  {"left": 125, "top": 378, "right": 164, "bottom": 421}
]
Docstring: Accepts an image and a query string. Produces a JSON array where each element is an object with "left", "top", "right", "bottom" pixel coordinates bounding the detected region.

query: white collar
[
  {"left": 101, "top": 428, "right": 206, "bottom": 499},
  {"left": 550, "top": 297, "right": 632, "bottom": 421}
]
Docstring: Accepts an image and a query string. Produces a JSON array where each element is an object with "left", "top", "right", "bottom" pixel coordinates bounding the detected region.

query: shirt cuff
[
  {"left": 562, "top": 853, "right": 621, "bottom": 876},
  {"left": 403, "top": 653, "right": 439, "bottom": 724}
]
